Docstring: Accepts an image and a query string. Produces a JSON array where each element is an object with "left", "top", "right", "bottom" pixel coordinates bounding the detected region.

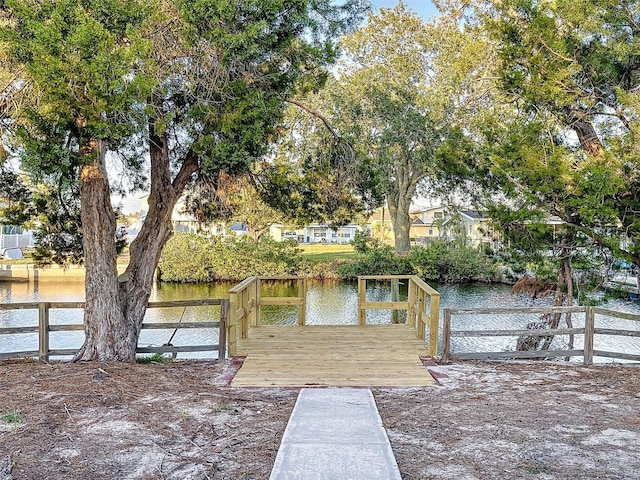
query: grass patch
[
  {"left": 136, "top": 353, "right": 173, "bottom": 364},
  {"left": 2, "top": 409, "right": 25, "bottom": 424},
  {"left": 299, "top": 244, "right": 357, "bottom": 262}
]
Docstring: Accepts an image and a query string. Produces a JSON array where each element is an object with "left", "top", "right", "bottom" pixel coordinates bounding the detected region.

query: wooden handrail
[
  {"left": 357, "top": 275, "right": 441, "bottom": 357},
  {"left": 227, "top": 276, "right": 308, "bottom": 356}
]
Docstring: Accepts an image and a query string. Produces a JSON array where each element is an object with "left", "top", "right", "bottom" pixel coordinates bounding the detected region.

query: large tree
[
  {"left": 1, "top": 0, "right": 367, "bottom": 361},
  {"left": 297, "top": 2, "right": 494, "bottom": 254},
  {"left": 479, "top": 0, "right": 640, "bottom": 295}
]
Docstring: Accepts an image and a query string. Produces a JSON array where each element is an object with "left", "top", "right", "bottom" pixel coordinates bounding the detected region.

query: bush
[
  {"left": 159, "top": 233, "right": 307, "bottom": 282},
  {"left": 338, "top": 241, "right": 494, "bottom": 283},
  {"left": 337, "top": 246, "right": 411, "bottom": 279},
  {"left": 409, "top": 240, "right": 492, "bottom": 283}
]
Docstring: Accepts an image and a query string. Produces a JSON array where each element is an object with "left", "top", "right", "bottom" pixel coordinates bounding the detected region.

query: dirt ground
[{"left": 1, "top": 359, "right": 639, "bottom": 480}]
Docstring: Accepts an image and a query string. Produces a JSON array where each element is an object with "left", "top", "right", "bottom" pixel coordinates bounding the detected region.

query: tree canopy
[{"left": 0, "top": 0, "right": 369, "bottom": 361}]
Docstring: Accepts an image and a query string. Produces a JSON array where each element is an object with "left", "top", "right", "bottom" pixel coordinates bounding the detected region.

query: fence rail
[
  {"left": 442, "top": 306, "right": 640, "bottom": 365},
  {"left": 357, "top": 275, "right": 440, "bottom": 356},
  {"left": 0, "top": 299, "right": 227, "bottom": 361}
]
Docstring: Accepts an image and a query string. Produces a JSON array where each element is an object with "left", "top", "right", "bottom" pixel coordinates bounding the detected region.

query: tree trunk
[
  {"left": 75, "top": 125, "right": 198, "bottom": 362},
  {"left": 541, "top": 246, "right": 571, "bottom": 351},
  {"left": 74, "top": 139, "right": 135, "bottom": 361},
  {"left": 569, "top": 114, "right": 604, "bottom": 157},
  {"left": 387, "top": 193, "right": 412, "bottom": 254}
]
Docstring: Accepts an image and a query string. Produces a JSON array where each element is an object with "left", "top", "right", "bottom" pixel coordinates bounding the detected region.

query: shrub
[
  {"left": 136, "top": 353, "right": 173, "bottom": 364},
  {"left": 338, "top": 241, "right": 494, "bottom": 283},
  {"left": 337, "top": 246, "right": 411, "bottom": 279},
  {"left": 409, "top": 240, "right": 492, "bottom": 283},
  {"left": 159, "top": 233, "right": 307, "bottom": 282}
]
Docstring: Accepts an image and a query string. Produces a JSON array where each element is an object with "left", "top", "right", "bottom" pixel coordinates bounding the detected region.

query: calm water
[{"left": 1, "top": 280, "right": 639, "bottom": 361}]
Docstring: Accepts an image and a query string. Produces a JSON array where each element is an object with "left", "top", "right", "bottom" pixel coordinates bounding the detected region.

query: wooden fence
[
  {"left": 0, "top": 299, "right": 228, "bottom": 362},
  {"left": 227, "top": 276, "right": 307, "bottom": 356},
  {"left": 442, "top": 306, "right": 640, "bottom": 365},
  {"left": 358, "top": 275, "right": 440, "bottom": 356}
]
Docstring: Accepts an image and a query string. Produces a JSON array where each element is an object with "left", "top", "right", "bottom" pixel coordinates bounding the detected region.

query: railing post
[
  {"left": 584, "top": 306, "right": 595, "bottom": 366},
  {"left": 298, "top": 278, "right": 306, "bottom": 326},
  {"left": 408, "top": 277, "right": 417, "bottom": 327},
  {"left": 429, "top": 293, "right": 440, "bottom": 357},
  {"left": 254, "top": 277, "right": 261, "bottom": 327},
  {"left": 441, "top": 308, "right": 451, "bottom": 363},
  {"left": 417, "top": 290, "right": 425, "bottom": 339},
  {"left": 38, "top": 302, "right": 50, "bottom": 362},
  {"left": 358, "top": 277, "right": 366, "bottom": 326},
  {"left": 391, "top": 278, "right": 400, "bottom": 324},
  {"left": 242, "top": 288, "right": 249, "bottom": 337},
  {"left": 219, "top": 299, "right": 228, "bottom": 360},
  {"left": 228, "top": 293, "right": 238, "bottom": 356}
]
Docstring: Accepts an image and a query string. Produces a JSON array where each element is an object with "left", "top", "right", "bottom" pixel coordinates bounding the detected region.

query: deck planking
[{"left": 231, "top": 325, "right": 436, "bottom": 387}]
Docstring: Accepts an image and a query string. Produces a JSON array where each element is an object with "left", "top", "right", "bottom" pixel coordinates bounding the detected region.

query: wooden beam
[
  {"left": 38, "top": 302, "right": 50, "bottom": 362},
  {"left": 360, "top": 301, "right": 409, "bottom": 310},
  {"left": 584, "top": 306, "right": 595, "bottom": 366},
  {"left": 453, "top": 349, "right": 585, "bottom": 360},
  {"left": 449, "top": 327, "right": 586, "bottom": 337},
  {"left": 429, "top": 294, "right": 440, "bottom": 356},
  {"left": 260, "top": 297, "right": 304, "bottom": 306}
]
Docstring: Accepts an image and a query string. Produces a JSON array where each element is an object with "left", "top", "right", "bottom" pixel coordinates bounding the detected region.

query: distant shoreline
[{"left": 0, "top": 264, "right": 128, "bottom": 283}]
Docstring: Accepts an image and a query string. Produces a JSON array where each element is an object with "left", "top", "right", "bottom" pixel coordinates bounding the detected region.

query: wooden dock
[{"left": 230, "top": 325, "right": 436, "bottom": 387}]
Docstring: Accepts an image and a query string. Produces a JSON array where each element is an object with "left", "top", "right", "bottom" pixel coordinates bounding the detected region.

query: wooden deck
[{"left": 230, "top": 325, "right": 437, "bottom": 387}]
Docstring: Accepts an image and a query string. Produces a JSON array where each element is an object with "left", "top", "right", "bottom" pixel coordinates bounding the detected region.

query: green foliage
[
  {"left": 409, "top": 241, "right": 493, "bottom": 283},
  {"left": 476, "top": 0, "right": 640, "bottom": 299},
  {"left": 1, "top": 0, "right": 370, "bottom": 265},
  {"left": 351, "top": 229, "right": 373, "bottom": 254},
  {"left": 136, "top": 353, "right": 172, "bottom": 364},
  {"left": 1, "top": 409, "right": 25, "bottom": 424},
  {"left": 159, "top": 233, "right": 306, "bottom": 282},
  {"left": 337, "top": 246, "right": 410, "bottom": 279},
  {"left": 338, "top": 241, "right": 493, "bottom": 283}
]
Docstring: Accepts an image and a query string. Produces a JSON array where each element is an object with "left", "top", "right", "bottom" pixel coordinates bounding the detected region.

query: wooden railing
[
  {"left": 442, "top": 306, "right": 640, "bottom": 365},
  {"left": 357, "top": 275, "right": 441, "bottom": 356},
  {"left": 0, "top": 299, "right": 228, "bottom": 362},
  {"left": 227, "top": 276, "right": 307, "bottom": 356}
]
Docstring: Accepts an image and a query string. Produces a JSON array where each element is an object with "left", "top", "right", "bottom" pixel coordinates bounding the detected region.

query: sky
[{"left": 369, "top": 1, "right": 440, "bottom": 20}]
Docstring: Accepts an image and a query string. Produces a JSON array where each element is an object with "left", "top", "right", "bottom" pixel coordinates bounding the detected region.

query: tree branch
[
  {"left": 286, "top": 99, "right": 340, "bottom": 140},
  {"left": 172, "top": 150, "right": 199, "bottom": 195}
]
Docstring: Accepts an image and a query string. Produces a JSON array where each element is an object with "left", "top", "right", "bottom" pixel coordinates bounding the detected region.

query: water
[{"left": 1, "top": 280, "right": 639, "bottom": 362}]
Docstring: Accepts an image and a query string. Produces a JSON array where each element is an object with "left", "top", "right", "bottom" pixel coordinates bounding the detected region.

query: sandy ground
[{"left": 1, "top": 359, "right": 639, "bottom": 479}]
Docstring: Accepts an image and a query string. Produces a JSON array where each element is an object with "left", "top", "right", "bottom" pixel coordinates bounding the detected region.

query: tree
[
  {"left": 184, "top": 172, "right": 285, "bottom": 240},
  {"left": 298, "top": 2, "right": 494, "bottom": 254},
  {"left": 1, "top": 0, "right": 368, "bottom": 361},
  {"left": 479, "top": 0, "right": 640, "bottom": 296},
  {"left": 436, "top": 0, "right": 640, "bottom": 351}
]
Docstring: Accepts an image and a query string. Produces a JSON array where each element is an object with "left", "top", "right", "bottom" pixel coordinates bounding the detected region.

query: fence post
[
  {"left": 441, "top": 308, "right": 451, "bottom": 363},
  {"left": 38, "top": 302, "right": 50, "bottom": 362},
  {"left": 254, "top": 277, "right": 261, "bottom": 327},
  {"left": 429, "top": 294, "right": 440, "bottom": 357},
  {"left": 298, "top": 278, "right": 307, "bottom": 326},
  {"left": 241, "top": 289, "right": 249, "bottom": 338},
  {"left": 391, "top": 278, "right": 400, "bottom": 324},
  {"left": 219, "top": 299, "right": 228, "bottom": 360},
  {"left": 407, "top": 278, "right": 417, "bottom": 327},
  {"left": 584, "top": 306, "right": 595, "bottom": 366},
  {"left": 228, "top": 293, "right": 238, "bottom": 356},
  {"left": 358, "top": 277, "right": 366, "bottom": 326}
]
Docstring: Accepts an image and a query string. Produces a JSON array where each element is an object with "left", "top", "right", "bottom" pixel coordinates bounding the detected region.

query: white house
[{"left": 273, "top": 223, "right": 361, "bottom": 244}]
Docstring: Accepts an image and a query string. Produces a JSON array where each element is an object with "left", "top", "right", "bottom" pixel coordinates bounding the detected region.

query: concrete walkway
[{"left": 269, "top": 388, "right": 402, "bottom": 480}]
